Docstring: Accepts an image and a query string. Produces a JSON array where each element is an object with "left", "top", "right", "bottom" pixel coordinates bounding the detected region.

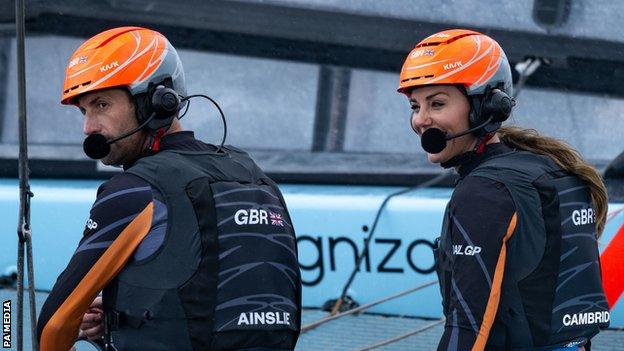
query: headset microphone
[
  {"left": 420, "top": 116, "right": 494, "bottom": 154},
  {"left": 83, "top": 86, "right": 229, "bottom": 159},
  {"left": 83, "top": 113, "right": 157, "bottom": 159},
  {"left": 420, "top": 87, "right": 514, "bottom": 154}
]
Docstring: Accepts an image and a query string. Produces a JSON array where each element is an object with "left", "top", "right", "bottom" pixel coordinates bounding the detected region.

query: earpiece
[
  {"left": 151, "top": 85, "right": 180, "bottom": 120},
  {"left": 468, "top": 86, "right": 514, "bottom": 136},
  {"left": 138, "top": 83, "right": 181, "bottom": 131}
]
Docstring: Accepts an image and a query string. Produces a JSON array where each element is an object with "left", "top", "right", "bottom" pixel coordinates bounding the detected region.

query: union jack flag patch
[{"left": 269, "top": 211, "right": 284, "bottom": 226}]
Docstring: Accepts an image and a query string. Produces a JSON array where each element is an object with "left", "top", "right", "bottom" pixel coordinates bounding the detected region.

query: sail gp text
[
  {"left": 2, "top": 300, "right": 10, "bottom": 349},
  {"left": 297, "top": 235, "right": 436, "bottom": 286}
]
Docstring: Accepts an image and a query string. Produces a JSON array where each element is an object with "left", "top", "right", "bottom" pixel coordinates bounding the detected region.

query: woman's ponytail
[{"left": 498, "top": 126, "right": 608, "bottom": 236}]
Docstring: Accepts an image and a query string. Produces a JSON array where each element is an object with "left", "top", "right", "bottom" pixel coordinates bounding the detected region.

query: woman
[{"left": 397, "top": 29, "right": 609, "bottom": 350}]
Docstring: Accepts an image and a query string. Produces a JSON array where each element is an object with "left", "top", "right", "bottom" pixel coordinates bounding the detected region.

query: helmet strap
[
  {"left": 474, "top": 132, "right": 494, "bottom": 155},
  {"left": 145, "top": 127, "right": 168, "bottom": 155}
]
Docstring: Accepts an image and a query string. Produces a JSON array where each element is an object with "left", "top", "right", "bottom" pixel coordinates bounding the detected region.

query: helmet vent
[
  {"left": 416, "top": 42, "right": 441, "bottom": 48},
  {"left": 63, "top": 81, "right": 91, "bottom": 94},
  {"left": 417, "top": 33, "right": 478, "bottom": 48},
  {"left": 446, "top": 33, "right": 478, "bottom": 45},
  {"left": 402, "top": 74, "right": 435, "bottom": 83},
  {"left": 96, "top": 28, "right": 139, "bottom": 49}
]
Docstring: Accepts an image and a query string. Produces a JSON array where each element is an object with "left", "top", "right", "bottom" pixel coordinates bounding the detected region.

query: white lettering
[
  {"left": 249, "top": 209, "right": 259, "bottom": 224},
  {"left": 253, "top": 312, "right": 265, "bottom": 324},
  {"left": 99, "top": 61, "right": 119, "bottom": 72},
  {"left": 276, "top": 312, "right": 284, "bottom": 324},
  {"left": 452, "top": 245, "right": 482, "bottom": 256},
  {"left": 2, "top": 300, "right": 9, "bottom": 348},
  {"left": 234, "top": 209, "right": 247, "bottom": 225},
  {"left": 68, "top": 56, "right": 87, "bottom": 69},
  {"left": 578, "top": 313, "right": 587, "bottom": 325},
  {"left": 443, "top": 61, "right": 462, "bottom": 70},
  {"left": 86, "top": 218, "right": 98, "bottom": 230},
  {"left": 453, "top": 245, "right": 462, "bottom": 255},
  {"left": 465, "top": 246, "right": 481, "bottom": 255},
  {"left": 410, "top": 49, "right": 435, "bottom": 58},
  {"left": 588, "top": 208, "right": 593, "bottom": 222},
  {"left": 563, "top": 314, "right": 571, "bottom": 326},
  {"left": 572, "top": 208, "right": 596, "bottom": 226},
  {"left": 236, "top": 312, "right": 291, "bottom": 326},
  {"left": 234, "top": 209, "right": 269, "bottom": 225},
  {"left": 565, "top": 340, "right": 583, "bottom": 347},
  {"left": 562, "top": 311, "right": 610, "bottom": 326},
  {"left": 265, "top": 312, "right": 275, "bottom": 324},
  {"left": 572, "top": 211, "right": 580, "bottom": 225},
  {"left": 237, "top": 312, "right": 249, "bottom": 325}
]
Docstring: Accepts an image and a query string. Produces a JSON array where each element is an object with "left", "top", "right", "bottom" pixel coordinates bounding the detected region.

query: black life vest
[
  {"left": 437, "top": 149, "right": 609, "bottom": 350},
  {"left": 103, "top": 147, "right": 301, "bottom": 350}
]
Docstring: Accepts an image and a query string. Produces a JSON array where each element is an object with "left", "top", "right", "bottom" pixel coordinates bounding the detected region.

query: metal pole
[
  {"left": 15, "top": 0, "right": 37, "bottom": 349},
  {"left": 16, "top": 243, "right": 24, "bottom": 351}
]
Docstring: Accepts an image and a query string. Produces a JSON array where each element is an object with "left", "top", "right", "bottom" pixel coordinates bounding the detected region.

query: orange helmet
[
  {"left": 61, "top": 26, "right": 186, "bottom": 105},
  {"left": 397, "top": 29, "right": 512, "bottom": 97}
]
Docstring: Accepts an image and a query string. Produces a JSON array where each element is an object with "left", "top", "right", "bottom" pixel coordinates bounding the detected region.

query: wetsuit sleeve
[
  {"left": 37, "top": 174, "right": 155, "bottom": 351},
  {"left": 437, "top": 176, "right": 517, "bottom": 351}
]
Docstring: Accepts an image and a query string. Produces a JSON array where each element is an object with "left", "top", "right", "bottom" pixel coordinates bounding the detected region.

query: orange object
[
  {"left": 601, "top": 223, "right": 624, "bottom": 308},
  {"left": 61, "top": 26, "right": 186, "bottom": 105},
  {"left": 398, "top": 29, "right": 512, "bottom": 97},
  {"left": 472, "top": 213, "right": 517, "bottom": 351},
  {"left": 39, "top": 202, "right": 154, "bottom": 351}
]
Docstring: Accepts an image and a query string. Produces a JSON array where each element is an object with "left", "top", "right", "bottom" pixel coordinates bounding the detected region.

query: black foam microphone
[
  {"left": 420, "top": 116, "right": 494, "bottom": 154},
  {"left": 83, "top": 134, "right": 111, "bottom": 159},
  {"left": 83, "top": 113, "right": 156, "bottom": 159}
]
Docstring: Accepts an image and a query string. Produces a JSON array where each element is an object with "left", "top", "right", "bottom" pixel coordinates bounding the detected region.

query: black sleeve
[
  {"left": 37, "top": 173, "right": 153, "bottom": 347},
  {"left": 437, "top": 176, "right": 517, "bottom": 351}
]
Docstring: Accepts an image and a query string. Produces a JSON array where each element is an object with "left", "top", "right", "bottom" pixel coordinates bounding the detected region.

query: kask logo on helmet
[
  {"left": 443, "top": 61, "right": 463, "bottom": 71},
  {"left": 99, "top": 61, "right": 119, "bottom": 73}
]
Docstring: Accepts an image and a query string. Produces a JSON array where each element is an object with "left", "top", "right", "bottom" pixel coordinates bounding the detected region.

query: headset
[
  {"left": 468, "top": 84, "right": 514, "bottom": 136},
  {"left": 419, "top": 84, "right": 515, "bottom": 154},
  {"left": 83, "top": 81, "right": 227, "bottom": 160}
]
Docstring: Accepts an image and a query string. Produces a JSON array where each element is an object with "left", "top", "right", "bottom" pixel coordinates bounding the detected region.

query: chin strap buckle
[
  {"left": 146, "top": 128, "right": 168, "bottom": 155},
  {"left": 475, "top": 132, "right": 494, "bottom": 154}
]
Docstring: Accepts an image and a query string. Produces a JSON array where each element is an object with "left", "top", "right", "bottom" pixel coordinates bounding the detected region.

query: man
[{"left": 37, "top": 26, "right": 301, "bottom": 351}]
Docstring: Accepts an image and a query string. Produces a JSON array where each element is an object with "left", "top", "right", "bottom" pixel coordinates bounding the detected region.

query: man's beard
[{"left": 100, "top": 131, "right": 144, "bottom": 167}]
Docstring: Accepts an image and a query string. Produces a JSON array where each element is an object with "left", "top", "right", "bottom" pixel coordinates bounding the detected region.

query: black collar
[
  {"left": 158, "top": 131, "right": 196, "bottom": 150},
  {"left": 443, "top": 142, "right": 513, "bottom": 178},
  {"left": 122, "top": 131, "right": 201, "bottom": 170}
]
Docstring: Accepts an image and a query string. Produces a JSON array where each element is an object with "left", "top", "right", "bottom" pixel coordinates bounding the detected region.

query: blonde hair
[{"left": 497, "top": 126, "right": 608, "bottom": 237}]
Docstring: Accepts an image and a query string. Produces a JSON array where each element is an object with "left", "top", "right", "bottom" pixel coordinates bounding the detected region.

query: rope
[
  {"left": 331, "top": 171, "right": 452, "bottom": 315},
  {"left": 356, "top": 318, "right": 445, "bottom": 351},
  {"left": 15, "top": 0, "right": 38, "bottom": 349},
  {"left": 302, "top": 280, "right": 437, "bottom": 333}
]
